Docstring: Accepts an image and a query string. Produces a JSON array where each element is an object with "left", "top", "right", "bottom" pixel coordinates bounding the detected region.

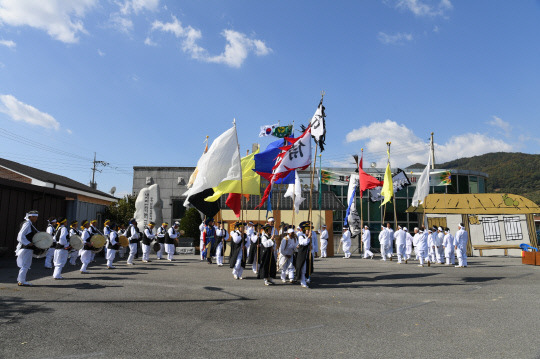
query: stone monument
[{"left": 134, "top": 179, "right": 163, "bottom": 232}]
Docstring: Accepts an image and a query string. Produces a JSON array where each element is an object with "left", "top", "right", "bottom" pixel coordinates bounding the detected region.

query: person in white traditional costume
[
  {"left": 215, "top": 221, "right": 229, "bottom": 267},
  {"left": 394, "top": 225, "right": 407, "bottom": 264},
  {"left": 53, "top": 218, "right": 70, "bottom": 279},
  {"left": 311, "top": 225, "right": 319, "bottom": 258},
  {"left": 443, "top": 227, "right": 455, "bottom": 265},
  {"left": 247, "top": 224, "right": 261, "bottom": 273},
  {"left": 259, "top": 224, "right": 277, "bottom": 286},
  {"left": 435, "top": 227, "right": 445, "bottom": 264},
  {"left": 279, "top": 228, "right": 296, "bottom": 283},
  {"left": 126, "top": 219, "right": 141, "bottom": 265},
  {"left": 103, "top": 219, "right": 112, "bottom": 259},
  {"left": 141, "top": 221, "right": 156, "bottom": 263},
  {"left": 156, "top": 222, "right": 167, "bottom": 260},
  {"left": 427, "top": 228, "right": 436, "bottom": 263},
  {"left": 362, "top": 225, "right": 374, "bottom": 259},
  {"left": 88, "top": 219, "right": 101, "bottom": 262},
  {"left": 44, "top": 217, "right": 57, "bottom": 269},
  {"left": 16, "top": 211, "right": 39, "bottom": 286},
  {"left": 79, "top": 220, "right": 93, "bottom": 274},
  {"left": 117, "top": 223, "right": 127, "bottom": 259},
  {"left": 413, "top": 227, "right": 427, "bottom": 267},
  {"left": 295, "top": 221, "right": 313, "bottom": 288},
  {"left": 199, "top": 221, "right": 206, "bottom": 261},
  {"left": 106, "top": 223, "right": 119, "bottom": 269},
  {"left": 340, "top": 226, "right": 351, "bottom": 259},
  {"left": 379, "top": 225, "right": 388, "bottom": 261},
  {"left": 68, "top": 221, "right": 81, "bottom": 266},
  {"left": 319, "top": 224, "right": 329, "bottom": 258},
  {"left": 165, "top": 222, "right": 179, "bottom": 261},
  {"left": 385, "top": 223, "right": 394, "bottom": 260},
  {"left": 404, "top": 227, "right": 414, "bottom": 261},
  {"left": 245, "top": 221, "right": 254, "bottom": 259},
  {"left": 454, "top": 223, "right": 468, "bottom": 268},
  {"left": 229, "top": 222, "right": 245, "bottom": 280}
]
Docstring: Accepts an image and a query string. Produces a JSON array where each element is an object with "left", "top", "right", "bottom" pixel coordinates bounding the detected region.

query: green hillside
[{"left": 436, "top": 152, "right": 540, "bottom": 205}]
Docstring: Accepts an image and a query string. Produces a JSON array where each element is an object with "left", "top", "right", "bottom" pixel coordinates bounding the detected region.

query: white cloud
[
  {"left": 66, "top": 128, "right": 72, "bottom": 134},
  {"left": 0, "top": 94, "right": 60, "bottom": 130},
  {"left": 109, "top": 13, "right": 133, "bottom": 33},
  {"left": 97, "top": 49, "right": 105, "bottom": 56},
  {"left": 144, "top": 36, "right": 157, "bottom": 46},
  {"left": 0, "top": 39, "right": 15, "bottom": 48},
  {"left": 433, "top": 25, "right": 439, "bottom": 33},
  {"left": 119, "top": 0, "right": 160, "bottom": 15},
  {"left": 396, "top": 0, "right": 453, "bottom": 17},
  {"left": 378, "top": 31, "right": 413, "bottom": 45},
  {"left": 0, "top": 0, "right": 97, "bottom": 43},
  {"left": 488, "top": 116, "right": 511, "bottom": 134},
  {"left": 345, "top": 119, "right": 514, "bottom": 167},
  {"left": 151, "top": 16, "right": 271, "bottom": 68}
]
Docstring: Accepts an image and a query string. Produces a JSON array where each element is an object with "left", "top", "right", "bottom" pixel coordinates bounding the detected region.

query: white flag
[
  {"left": 184, "top": 126, "right": 241, "bottom": 206},
  {"left": 309, "top": 101, "right": 326, "bottom": 150},
  {"left": 344, "top": 174, "right": 362, "bottom": 237},
  {"left": 284, "top": 171, "right": 305, "bottom": 213},
  {"left": 411, "top": 152, "right": 432, "bottom": 207},
  {"left": 273, "top": 128, "right": 312, "bottom": 175}
]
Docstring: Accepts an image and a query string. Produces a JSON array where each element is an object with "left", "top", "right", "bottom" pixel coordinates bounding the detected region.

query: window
[
  {"left": 482, "top": 216, "right": 501, "bottom": 242},
  {"left": 469, "top": 176, "right": 479, "bottom": 193},
  {"left": 172, "top": 199, "right": 186, "bottom": 220},
  {"left": 503, "top": 216, "right": 523, "bottom": 241}
]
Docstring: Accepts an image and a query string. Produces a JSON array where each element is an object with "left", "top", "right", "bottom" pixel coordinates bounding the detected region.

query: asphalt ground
[{"left": 1, "top": 253, "right": 539, "bottom": 359}]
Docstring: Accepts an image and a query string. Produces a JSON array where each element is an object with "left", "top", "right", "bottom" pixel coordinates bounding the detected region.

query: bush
[
  {"left": 179, "top": 207, "right": 203, "bottom": 246},
  {"left": 103, "top": 195, "right": 136, "bottom": 227}
]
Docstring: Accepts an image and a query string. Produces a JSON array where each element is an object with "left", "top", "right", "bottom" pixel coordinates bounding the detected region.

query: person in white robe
[
  {"left": 106, "top": 224, "right": 119, "bottom": 269},
  {"left": 427, "top": 228, "right": 436, "bottom": 263},
  {"left": 279, "top": 229, "right": 296, "bottom": 282},
  {"left": 385, "top": 223, "right": 394, "bottom": 260},
  {"left": 340, "top": 226, "right": 351, "bottom": 259},
  {"left": 379, "top": 226, "right": 388, "bottom": 261},
  {"left": 442, "top": 228, "right": 455, "bottom": 265},
  {"left": 16, "top": 211, "right": 39, "bottom": 286},
  {"left": 141, "top": 221, "right": 156, "bottom": 263},
  {"left": 435, "top": 227, "right": 445, "bottom": 264},
  {"left": 230, "top": 222, "right": 245, "bottom": 280},
  {"left": 455, "top": 223, "right": 468, "bottom": 268},
  {"left": 362, "top": 225, "right": 374, "bottom": 259},
  {"left": 44, "top": 217, "right": 57, "bottom": 269},
  {"left": 215, "top": 222, "right": 229, "bottom": 267},
  {"left": 166, "top": 222, "right": 180, "bottom": 261},
  {"left": 319, "top": 224, "right": 329, "bottom": 258},
  {"left": 68, "top": 221, "right": 81, "bottom": 266},
  {"left": 156, "top": 223, "right": 167, "bottom": 260},
  {"left": 394, "top": 225, "right": 407, "bottom": 264},
  {"left": 126, "top": 219, "right": 141, "bottom": 265},
  {"left": 404, "top": 227, "right": 414, "bottom": 261},
  {"left": 412, "top": 227, "right": 427, "bottom": 267},
  {"left": 79, "top": 220, "right": 93, "bottom": 274},
  {"left": 53, "top": 218, "right": 70, "bottom": 279}
]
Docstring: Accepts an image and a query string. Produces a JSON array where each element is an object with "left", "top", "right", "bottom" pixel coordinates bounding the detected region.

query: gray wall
[
  {"left": 133, "top": 167, "right": 195, "bottom": 224},
  {"left": 66, "top": 200, "right": 107, "bottom": 225}
]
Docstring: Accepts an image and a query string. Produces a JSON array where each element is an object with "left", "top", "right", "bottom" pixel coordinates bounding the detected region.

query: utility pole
[
  {"left": 430, "top": 132, "right": 435, "bottom": 169},
  {"left": 90, "top": 152, "right": 109, "bottom": 189}
]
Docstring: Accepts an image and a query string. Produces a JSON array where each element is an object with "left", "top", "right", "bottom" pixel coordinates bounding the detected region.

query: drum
[
  {"left": 70, "top": 234, "right": 83, "bottom": 251},
  {"left": 92, "top": 247, "right": 103, "bottom": 254},
  {"left": 118, "top": 235, "right": 129, "bottom": 247},
  {"left": 90, "top": 234, "right": 106, "bottom": 249},
  {"left": 179, "top": 230, "right": 185, "bottom": 236},
  {"left": 152, "top": 241, "right": 160, "bottom": 252},
  {"left": 32, "top": 232, "right": 54, "bottom": 250}
]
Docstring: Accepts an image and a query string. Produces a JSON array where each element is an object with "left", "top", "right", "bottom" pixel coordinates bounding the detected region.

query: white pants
[
  {"left": 118, "top": 246, "right": 126, "bottom": 258},
  {"left": 396, "top": 243, "right": 406, "bottom": 263},
  {"left": 280, "top": 256, "right": 295, "bottom": 281},
  {"left": 80, "top": 249, "right": 92, "bottom": 272},
  {"left": 142, "top": 243, "right": 150, "bottom": 261},
  {"left": 405, "top": 244, "right": 412, "bottom": 260},
  {"left": 69, "top": 250, "right": 79, "bottom": 265},
  {"left": 200, "top": 239, "right": 205, "bottom": 260},
  {"left": 216, "top": 242, "right": 224, "bottom": 265},
  {"left": 106, "top": 248, "right": 116, "bottom": 267},
  {"left": 320, "top": 239, "right": 328, "bottom": 258},
  {"left": 127, "top": 243, "right": 138, "bottom": 264},
  {"left": 436, "top": 246, "right": 444, "bottom": 263},
  {"left": 157, "top": 243, "right": 164, "bottom": 259},
  {"left": 444, "top": 248, "right": 455, "bottom": 265},
  {"left": 232, "top": 251, "right": 243, "bottom": 278},
  {"left": 429, "top": 247, "right": 437, "bottom": 262},
  {"left": 299, "top": 262, "right": 307, "bottom": 286},
  {"left": 380, "top": 242, "right": 388, "bottom": 260},
  {"left": 17, "top": 249, "right": 33, "bottom": 283},
  {"left": 165, "top": 243, "right": 175, "bottom": 260},
  {"left": 387, "top": 241, "right": 394, "bottom": 256},
  {"left": 44, "top": 247, "right": 55, "bottom": 268},
  {"left": 456, "top": 247, "right": 467, "bottom": 267},
  {"left": 417, "top": 249, "right": 426, "bottom": 266},
  {"left": 363, "top": 242, "right": 373, "bottom": 258},
  {"left": 53, "top": 249, "right": 68, "bottom": 278},
  {"left": 90, "top": 251, "right": 96, "bottom": 262},
  {"left": 342, "top": 242, "right": 351, "bottom": 258}
]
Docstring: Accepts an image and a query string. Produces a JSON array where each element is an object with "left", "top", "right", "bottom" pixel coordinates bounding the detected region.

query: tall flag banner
[
  {"left": 256, "top": 127, "right": 312, "bottom": 208},
  {"left": 259, "top": 123, "right": 278, "bottom": 137},
  {"left": 411, "top": 152, "right": 432, "bottom": 207},
  {"left": 284, "top": 171, "right": 305, "bottom": 213},
  {"left": 187, "top": 136, "right": 209, "bottom": 188},
  {"left": 321, "top": 169, "right": 350, "bottom": 185},
  {"left": 344, "top": 173, "right": 362, "bottom": 237},
  {"left": 272, "top": 125, "right": 293, "bottom": 138},
  {"left": 254, "top": 138, "right": 295, "bottom": 184},
  {"left": 183, "top": 126, "right": 241, "bottom": 217},
  {"left": 380, "top": 149, "right": 393, "bottom": 207},
  {"left": 369, "top": 169, "right": 411, "bottom": 202},
  {"left": 359, "top": 152, "right": 384, "bottom": 197},
  {"left": 409, "top": 170, "right": 451, "bottom": 186},
  {"left": 309, "top": 99, "right": 326, "bottom": 152}
]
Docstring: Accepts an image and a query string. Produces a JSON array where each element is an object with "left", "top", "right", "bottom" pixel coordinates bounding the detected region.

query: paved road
[{"left": 1, "top": 254, "right": 539, "bottom": 359}]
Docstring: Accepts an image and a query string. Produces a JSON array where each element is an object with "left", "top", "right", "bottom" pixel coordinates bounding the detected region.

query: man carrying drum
[
  {"left": 80, "top": 220, "right": 93, "bottom": 274},
  {"left": 69, "top": 221, "right": 81, "bottom": 266},
  {"left": 44, "top": 217, "right": 57, "bottom": 269},
  {"left": 106, "top": 223, "right": 120, "bottom": 269},
  {"left": 53, "top": 218, "right": 71, "bottom": 280},
  {"left": 141, "top": 221, "right": 156, "bottom": 263},
  {"left": 16, "top": 210, "right": 39, "bottom": 286},
  {"left": 156, "top": 222, "right": 168, "bottom": 260}
]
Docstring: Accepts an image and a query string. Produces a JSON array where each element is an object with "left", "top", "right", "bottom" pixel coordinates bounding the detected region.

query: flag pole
[
  {"left": 233, "top": 119, "right": 246, "bottom": 256},
  {"left": 318, "top": 153, "right": 322, "bottom": 229},
  {"left": 359, "top": 148, "right": 364, "bottom": 254},
  {"left": 387, "top": 142, "right": 398, "bottom": 231}
]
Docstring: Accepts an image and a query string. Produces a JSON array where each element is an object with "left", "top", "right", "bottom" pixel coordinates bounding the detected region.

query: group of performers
[
  {"left": 341, "top": 222, "right": 469, "bottom": 267},
  {"left": 15, "top": 210, "right": 184, "bottom": 286},
  {"left": 198, "top": 216, "right": 319, "bottom": 288}
]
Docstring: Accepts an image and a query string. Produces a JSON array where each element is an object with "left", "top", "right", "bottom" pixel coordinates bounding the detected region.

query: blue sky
[{"left": 0, "top": 0, "right": 539, "bottom": 197}]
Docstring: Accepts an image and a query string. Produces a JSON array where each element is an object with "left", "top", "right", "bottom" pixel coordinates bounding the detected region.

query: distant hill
[{"left": 409, "top": 152, "right": 540, "bottom": 205}]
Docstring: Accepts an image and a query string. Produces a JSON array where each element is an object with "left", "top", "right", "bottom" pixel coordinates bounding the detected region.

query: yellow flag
[
  {"left": 380, "top": 162, "right": 393, "bottom": 207},
  {"left": 204, "top": 147, "right": 261, "bottom": 201}
]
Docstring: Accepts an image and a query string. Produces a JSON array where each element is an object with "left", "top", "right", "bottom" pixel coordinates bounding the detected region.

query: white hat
[
  {"left": 403, "top": 227, "right": 408, "bottom": 231},
  {"left": 268, "top": 217, "right": 275, "bottom": 222},
  {"left": 287, "top": 228, "right": 294, "bottom": 234},
  {"left": 438, "top": 227, "right": 443, "bottom": 231}
]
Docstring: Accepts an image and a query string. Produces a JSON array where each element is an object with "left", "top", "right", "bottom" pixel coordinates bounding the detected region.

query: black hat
[{"left": 299, "top": 221, "right": 311, "bottom": 230}]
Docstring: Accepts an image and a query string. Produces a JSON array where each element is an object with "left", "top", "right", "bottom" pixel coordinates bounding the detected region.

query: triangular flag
[
  {"left": 380, "top": 163, "right": 393, "bottom": 206},
  {"left": 412, "top": 152, "right": 432, "bottom": 207}
]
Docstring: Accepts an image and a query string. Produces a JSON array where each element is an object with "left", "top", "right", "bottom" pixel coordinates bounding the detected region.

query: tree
[
  {"left": 103, "top": 195, "right": 136, "bottom": 226},
  {"left": 179, "top": 207, "right": 203, "bottom": 246}
]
